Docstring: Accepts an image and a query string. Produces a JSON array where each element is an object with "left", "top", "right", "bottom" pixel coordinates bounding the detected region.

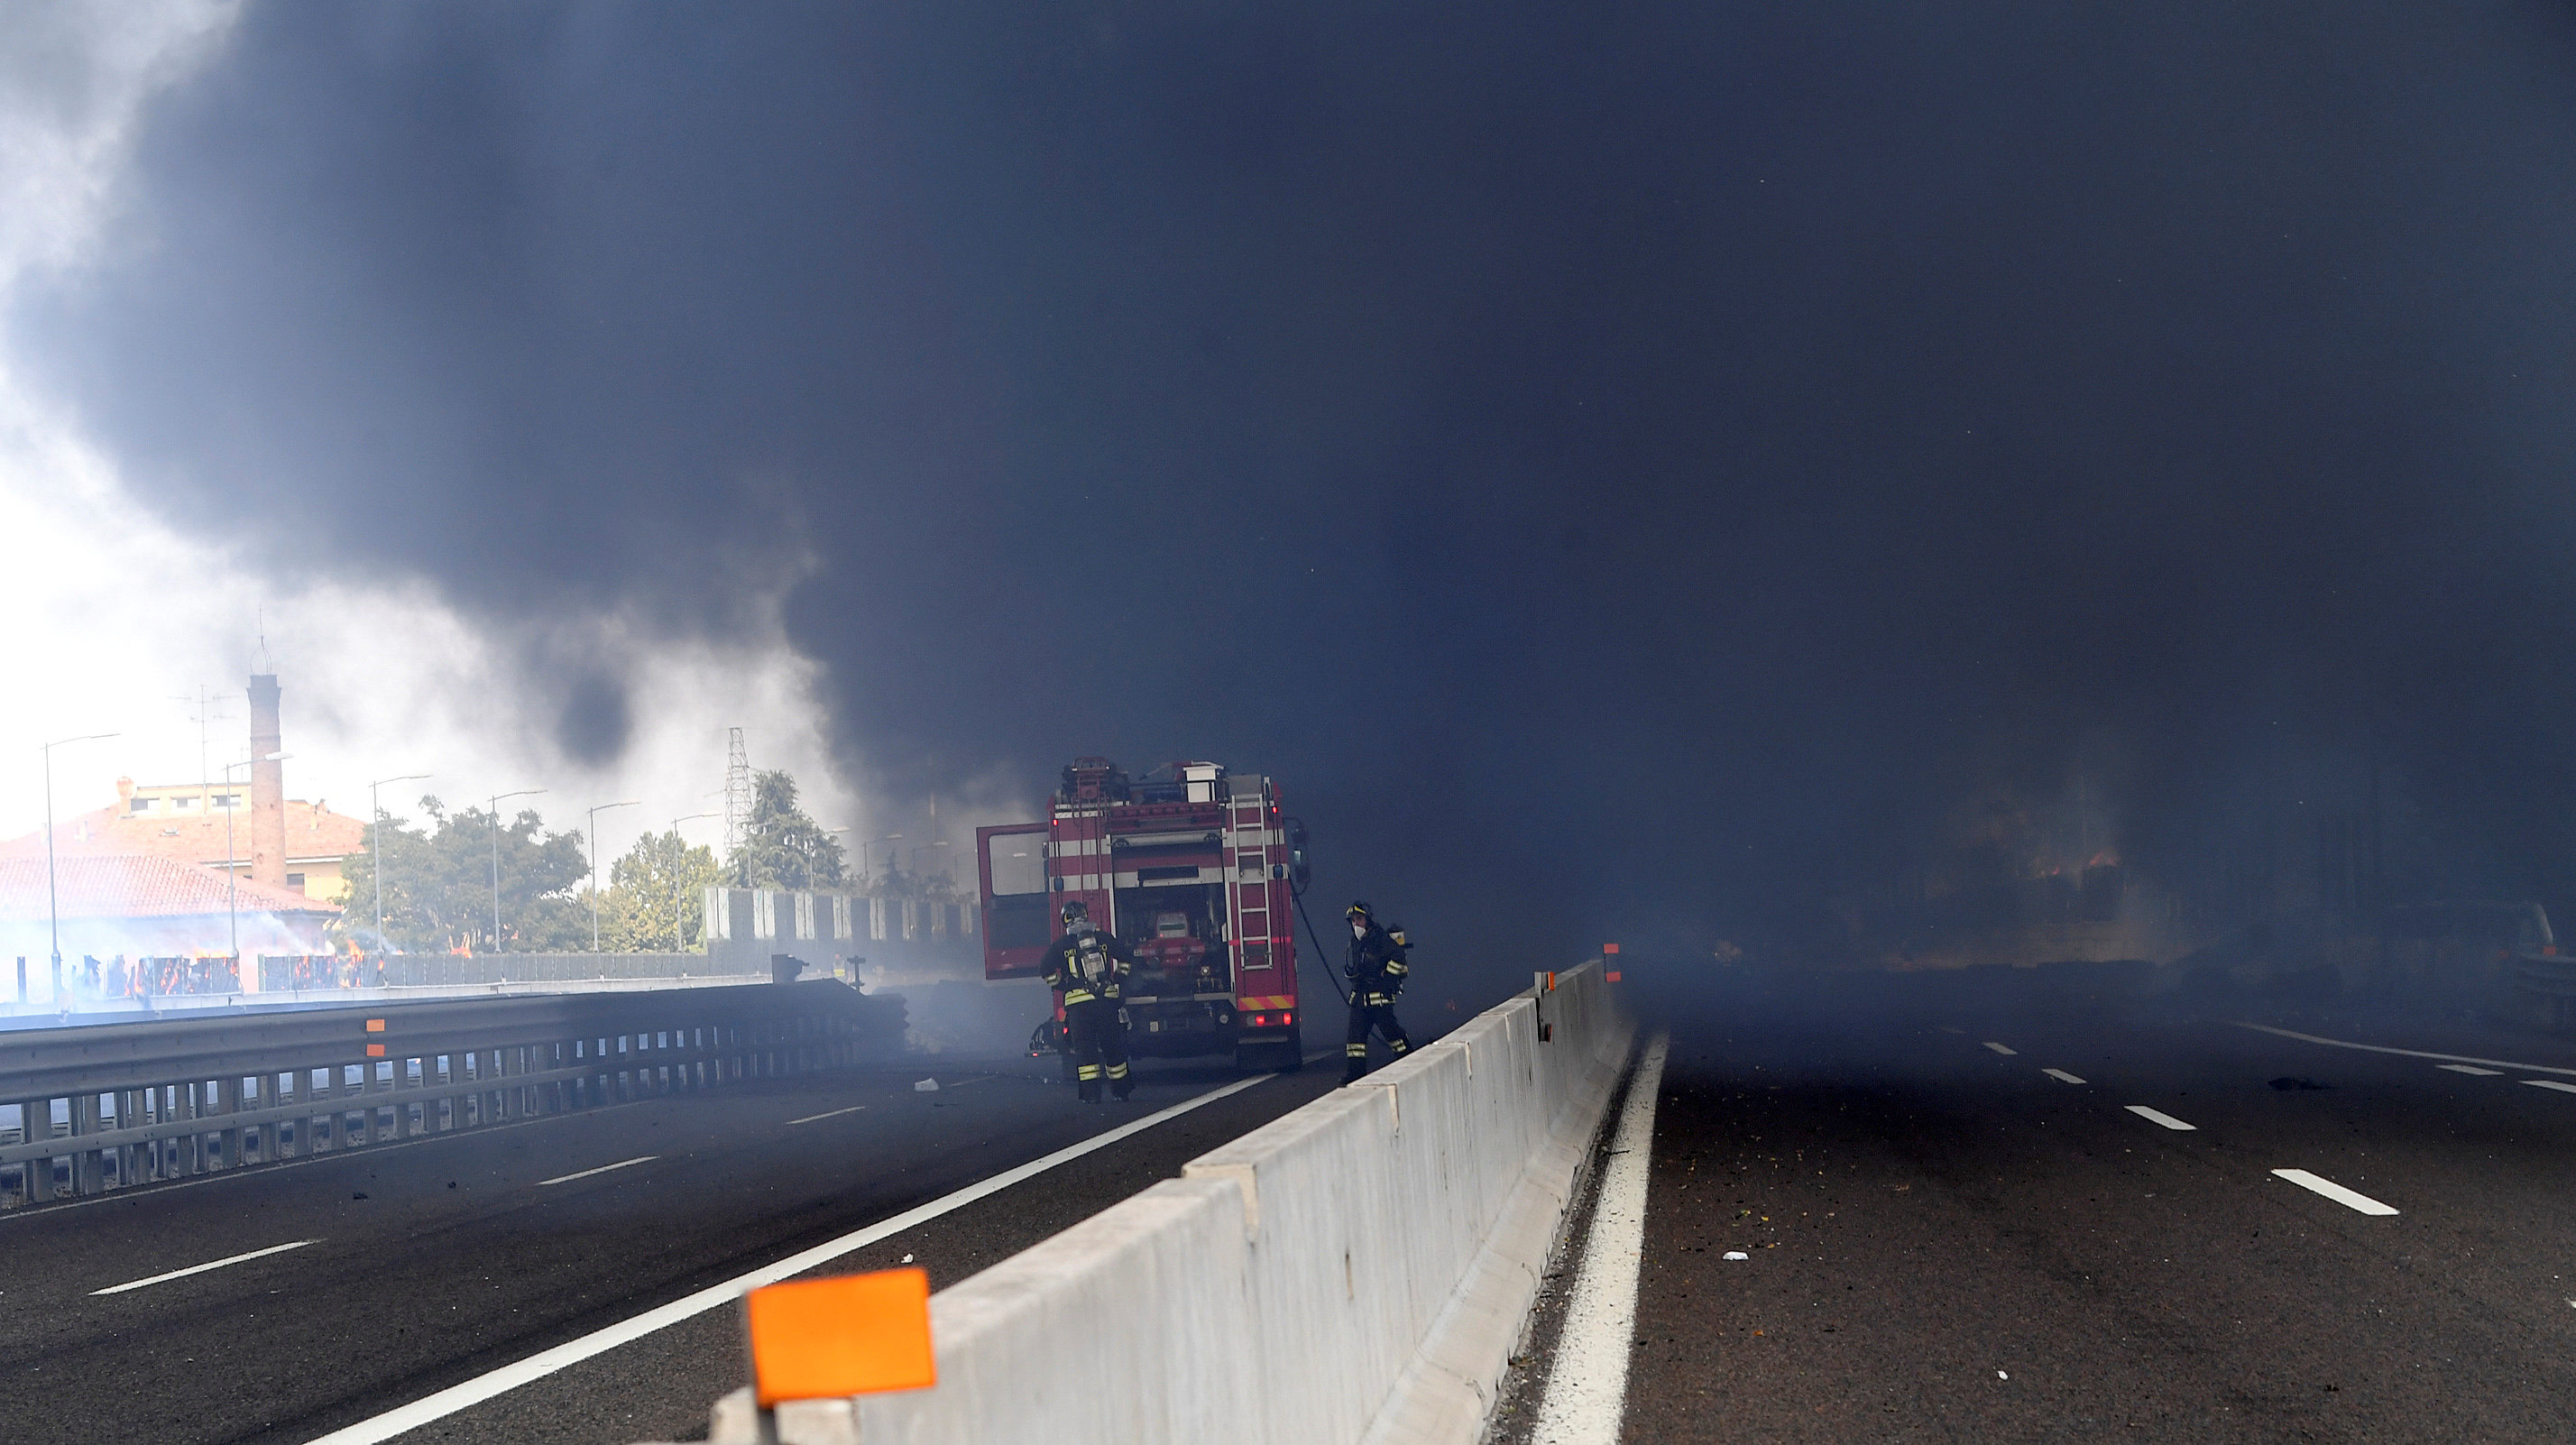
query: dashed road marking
[
  {"left": 2270, "top": 1168, "right": 2398, "bottom": 1216},
  {"left": 92, "top": 1239, "right": 317, "bottom": 1296},
  {"left": 2438, "top": 1063, "right": 2503, "bottom": 1076},
  {"left": 1982, "top": 1042, "right": 2018, "bottom": 1055},
  {"left": 2042, "top": 1068, "right": 2086, "bottom": 1084},
  {"left": 785, "top": 1106, "right": 868, "bottom": 1125},
  {"left": 536, "top": 1155, "right": 657, "bottom": 1187},
  {"left": 2125, "top": 1105, "right": 2196, "bottom": 1131},
  {"left": 2523, "top": 1080, "right": 2576, "bottom": 1096}
]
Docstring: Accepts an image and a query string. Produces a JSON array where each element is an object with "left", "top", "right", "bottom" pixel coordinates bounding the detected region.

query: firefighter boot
[
  {"left": 1077, "top": 1063, "right": 1103, "bottom": 1103},
  {"left": 1107, "top": 1061, "right": 1133, "bottom": 1101},
  {"left": 1341, "top": 1041, "right": 1370, "bottom": 1084}
]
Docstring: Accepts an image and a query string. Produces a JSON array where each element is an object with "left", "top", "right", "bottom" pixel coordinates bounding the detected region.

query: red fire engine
[{"left": 980, "top": 758, "right": 1310, "bottom": 1072}]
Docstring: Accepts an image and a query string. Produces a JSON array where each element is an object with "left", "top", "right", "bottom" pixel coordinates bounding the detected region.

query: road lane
[
  {"left": 1534, "top": 971, "right": 2576, "bottom": 1443},
  {"left": 0, "top": 1051, "right": 1340, "bottom": 1445}
]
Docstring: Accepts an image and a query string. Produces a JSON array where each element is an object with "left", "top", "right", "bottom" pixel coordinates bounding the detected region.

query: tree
[
  {"left": 597, "top": 828, "right": 723, "bottom": 952},
  {"left": 727, "top": 769, "right": 847, "bottom": 889},
  {"left": 336, "top": 796, "right": 589, "bottom": 953}
]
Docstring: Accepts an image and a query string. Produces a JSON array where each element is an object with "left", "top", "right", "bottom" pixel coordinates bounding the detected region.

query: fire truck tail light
[{"left": 1282, "top": 1011, "right": 1293, "bottom": 1026}]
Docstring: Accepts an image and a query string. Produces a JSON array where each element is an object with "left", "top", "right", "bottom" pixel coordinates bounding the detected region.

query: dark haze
[{"left": 20, "top": 3, "right": 2576, "bottom": 992}]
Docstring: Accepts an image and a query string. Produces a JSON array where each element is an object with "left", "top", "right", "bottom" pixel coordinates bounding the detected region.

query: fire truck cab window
[{"left": 986, "top": 835, "right": 1044, "bottom": 896}]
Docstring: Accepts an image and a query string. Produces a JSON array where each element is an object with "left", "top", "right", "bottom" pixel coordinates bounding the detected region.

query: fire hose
[{"left": 1293, "top": 886, "right": 1353, "bottom": 1008}]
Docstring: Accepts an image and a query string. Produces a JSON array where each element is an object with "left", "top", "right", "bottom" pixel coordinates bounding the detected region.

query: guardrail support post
[
  {"left": 217, "top": 1078, "right": 244, "bottom": 1171},
  {"left": 19, "top": 1099, "right": 52, "bottom": 1203},
  {"left": 311, "top": 1068, "right": 335, "bottom": 1151}
]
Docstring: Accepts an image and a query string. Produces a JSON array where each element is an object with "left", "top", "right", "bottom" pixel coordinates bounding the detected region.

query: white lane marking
[
  {"left": 2042, "top": 1068, "right": 2085, "bottom": 1084},
  {"left": 785, "top": 1106, "right": 868, "bottom": 1125},
  {"left": 2125, "top": 1106, "right": 2196, "bottom": 1131},
  {"left": 2270, "top": 1168, "right": 2399, "bottom": 1216},
  {"left": 536, "top": 1155, "right": 657, "bottom": 1187},
  {"left": 300, "top": 1070, "right": 1277, "bottom": 1445},
  {"left": 2523, "top": 1080, "right": 2576, "bottom": 1095},
  {"left": 91, "top": 1239, "right": 317, "bottom": 1296},
  {"left": 2438, "top": 1063, "right": 2503, "bottom": 1076},
  {"left": 2235, "top": 1022, "right": 2576, "bottom": 1078},
  {"left": 1533, "top": 1030, "right": 1670, "bottom": 1445},
  {"left": 1982, "top": 1042, "right": 2017, "bottom": 1055}
]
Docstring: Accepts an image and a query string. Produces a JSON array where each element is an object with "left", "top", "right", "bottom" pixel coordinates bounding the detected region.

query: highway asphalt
[
  {"left": 1509, "top": 970, "right": 2576, "bottom": 1443},
  {"left": 0, "top": 1041, "right": 1340, "bottom": 1445}
]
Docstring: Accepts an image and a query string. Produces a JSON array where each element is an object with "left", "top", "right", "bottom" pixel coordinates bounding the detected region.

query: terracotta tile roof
[
  {"left": 0, "top": 796, "right": 367, "bottom": 868},
  {"left": 0, "top": 854, "right": 337, "bottom": 923}
]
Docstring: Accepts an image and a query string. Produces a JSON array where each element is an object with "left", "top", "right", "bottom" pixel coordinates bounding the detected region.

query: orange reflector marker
[
  {"left": 1604, "top": 943, "right": 1620, "bottom": 955},
  {"left": 1606, "top": 971, "right": 1623, "bottom": 983},
  {"left": 365, "top": 1044, "right": 385, "bottom": 1058},
  {"left": 365, "top": 1018, "right": 386, "bottom": 1033},
  {"left": 747, "top": 1267, "right": 935, "bottom": 1406}
]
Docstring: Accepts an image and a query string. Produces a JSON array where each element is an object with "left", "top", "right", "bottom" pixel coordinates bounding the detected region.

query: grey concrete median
[{"left": 662, "top": 962, "right": 1633, "bottom": 1445}]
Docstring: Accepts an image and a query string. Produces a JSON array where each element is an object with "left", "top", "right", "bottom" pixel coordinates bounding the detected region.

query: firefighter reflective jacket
[
  {"left": 1040, "top": 925, "right": 1136, "bottom": 1006},
  {"left": 1347, "top": 921, "right": 1411, "bottom": 1007}
]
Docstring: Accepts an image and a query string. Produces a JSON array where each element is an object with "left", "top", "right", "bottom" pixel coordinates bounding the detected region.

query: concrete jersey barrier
[{"left": 682, "top": 962, "right": 1633, "bottom": 1445}]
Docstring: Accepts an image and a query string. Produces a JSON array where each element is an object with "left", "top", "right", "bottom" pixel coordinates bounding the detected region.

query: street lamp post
[
  {"left": 368, "top": 772, "right": 430, "bottom": 965},
  {"left": 586, "top": 799, "right": 641, "bottom": 951},
  {"left": 487, "top": 788, "right": 546, "bottom": 954},
  {"left": 223, "top": 750, "right": 287, "bottom": 989},
  {"left": 38, "top": 732, "right": 116, "bottom": 1006},
  {"left": 669, "top": 813, "right": 718, "bottom": 952}
]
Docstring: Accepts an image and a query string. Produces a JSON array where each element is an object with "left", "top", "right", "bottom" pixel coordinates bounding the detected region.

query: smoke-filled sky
[{"left": 10, "top": 2, "right": 2576, "bottom": 988}]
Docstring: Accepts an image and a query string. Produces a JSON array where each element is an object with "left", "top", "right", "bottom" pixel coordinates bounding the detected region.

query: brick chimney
[{"left": 249, "top": 673, "right": 288, "bottom": 888}]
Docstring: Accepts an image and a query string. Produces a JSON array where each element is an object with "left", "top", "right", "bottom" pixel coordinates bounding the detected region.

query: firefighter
[
  {"left": 1342, "top": 900, "right": 1412, "bottom": 1083},
  {"left": 1039, "top": 899, "right": 1136, "bottom": 1103}
]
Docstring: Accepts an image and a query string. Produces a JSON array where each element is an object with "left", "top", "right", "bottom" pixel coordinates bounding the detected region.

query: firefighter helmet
[
  {"left": 1062, "top": 899, "right": 1090, "bottom": 924},
  {"left": 1346, "top": 900, "right": 1373, "bottom": 919}
]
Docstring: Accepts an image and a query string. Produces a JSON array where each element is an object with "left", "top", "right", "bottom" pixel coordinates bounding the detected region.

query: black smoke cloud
[{"left": 19, "top": 2, "right": 2576, "bottom": 988}]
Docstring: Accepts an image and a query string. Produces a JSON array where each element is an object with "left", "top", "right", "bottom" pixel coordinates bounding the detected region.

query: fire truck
[{"left": 980, "top": 759, "right": 1311, "bottom": 1072}]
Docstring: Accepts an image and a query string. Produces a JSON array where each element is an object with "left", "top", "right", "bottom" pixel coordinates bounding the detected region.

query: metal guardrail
[
  {"left": 2515, "top": 953, "right": 2576, "bottom": 1030},
  {"left": 2514, "top": 953, "right": 2576, "bottom": 998},
  {"left": 0, "top": 980, "right": 903, "bottom": 1209}
]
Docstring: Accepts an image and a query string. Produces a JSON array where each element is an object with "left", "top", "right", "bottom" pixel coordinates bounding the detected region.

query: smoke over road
[{"left": 13, "top": 3, "right": 2576, "bottom": 991}]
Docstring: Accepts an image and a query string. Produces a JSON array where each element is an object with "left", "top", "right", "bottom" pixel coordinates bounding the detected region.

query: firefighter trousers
[
  {"left": 1343, "top": 998, "right": 1410, "bottom": 1081},
  {"left": 1065, "top": 999, "right": 1131, "bottom": 1101}
]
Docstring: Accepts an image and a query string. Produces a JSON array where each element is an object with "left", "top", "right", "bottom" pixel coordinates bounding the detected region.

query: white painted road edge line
[
  {"left": 2125, "top": 1105, "right": 2196, "bottom": 1131},
  {"left": 92, "top": 1238, "right": 317, "bottom": 1296},
  {"left": 785, "top": 1106, "right": 869, "bottom": 1125},
  {"left": 1982, "top": 1042, "right": 2017, "bottom": 1055},
  {"left": 536, "top": 1155, "right": 658, "bottom": 1187},
  {"left": 2270, "top": 1168, "right": 2399, "bottom": 1216},
  {"left": 1533, "top": 1028, "right": 1671, "bottom": 1445},
  {"left": 299, "top": 1070, "right": 1277, "bottom": 1445},
  {"left": 2438, "top": 1064, "right": 2504, "bottom": 1076},
  {"left": 2042, "top": 1068, "right": 2086, "bottom": 1084},
  {"left": 2524, "top": 1080, "right": 2576, "bottom": 1096},
  {"left": 2235, "top": 1021, "right": 2576, "bottom": 1078}
]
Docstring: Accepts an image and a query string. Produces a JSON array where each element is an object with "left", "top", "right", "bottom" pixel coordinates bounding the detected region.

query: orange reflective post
[{"left": 746, "top": 1267, "right": 936, "bottom": 1406}]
